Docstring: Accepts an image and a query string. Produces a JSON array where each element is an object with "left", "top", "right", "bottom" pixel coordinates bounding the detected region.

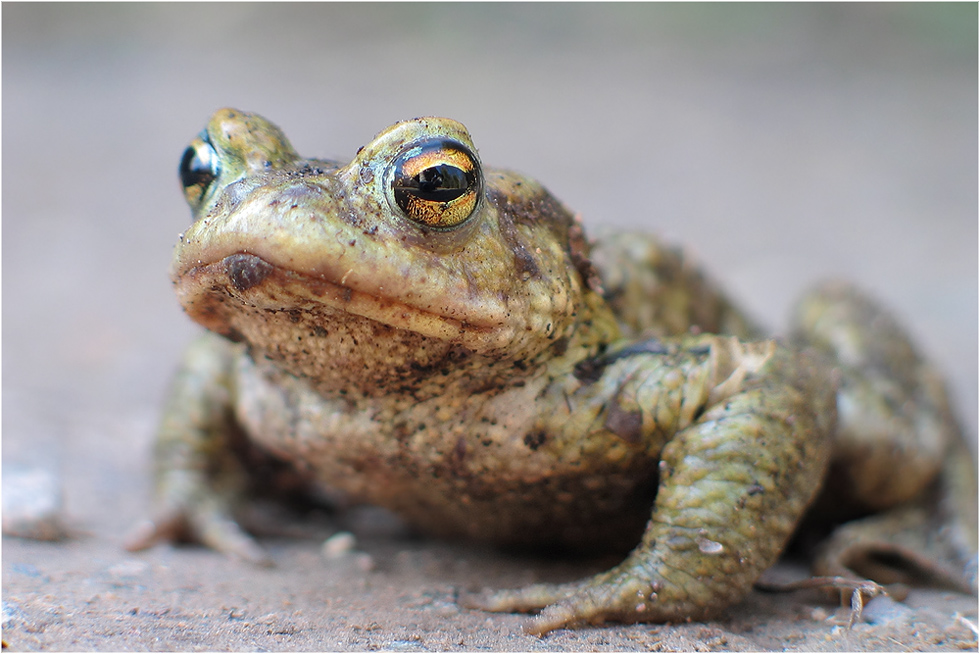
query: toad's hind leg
[{"left": 791, "top": 281, "right": 977, "bottom": 592}]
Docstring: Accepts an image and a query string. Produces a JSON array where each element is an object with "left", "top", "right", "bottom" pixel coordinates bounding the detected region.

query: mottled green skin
[{"left": 129, "top": 109, "right": 976, "bottom": 635}]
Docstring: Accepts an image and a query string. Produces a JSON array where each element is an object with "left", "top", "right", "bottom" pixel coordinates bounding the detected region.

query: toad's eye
[
  {"left": 179, "top": 134, "right": 219, "bottom": 212},
  {"left": 391, "top": 140, "right": 481, "bottom": 229}
]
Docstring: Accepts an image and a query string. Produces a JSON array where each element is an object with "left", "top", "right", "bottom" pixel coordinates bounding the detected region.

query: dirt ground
[{"left": 3, "top": 4, "right": 977, "bottom": 651}]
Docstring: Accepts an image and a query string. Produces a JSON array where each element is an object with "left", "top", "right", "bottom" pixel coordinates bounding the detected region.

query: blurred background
[{"left": 2, "top": 3, "right": 976, "bottom": 647}]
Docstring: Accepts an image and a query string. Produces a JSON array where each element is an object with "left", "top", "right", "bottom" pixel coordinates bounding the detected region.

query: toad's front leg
[
  {"left": 124, "top": 331, "right": 272, "bottom": 565},
  {"left": 468, "top": 337, "right": 836, "bottom": 635}
]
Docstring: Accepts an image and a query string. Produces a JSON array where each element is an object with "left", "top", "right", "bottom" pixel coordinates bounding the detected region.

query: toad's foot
[
  {"left": 123, "top": 495, "right": 271, "bottom": 566},
  {"left": 465, "top": 567, "right": 681, "bottom": 636},
  {"left": 813, "top": 505, "right": 976, "bottom": 596},
  {"left": 466, "top": 547, "right": 753, "bottom": 637}
]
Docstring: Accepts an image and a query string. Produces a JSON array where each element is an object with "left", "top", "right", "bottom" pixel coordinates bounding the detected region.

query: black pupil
[
  {"left": 179, "top": 143, "right": 216, "bottom": 190},
  {"left": 412, "top": 164, "right": 470, "bottom": 202}
]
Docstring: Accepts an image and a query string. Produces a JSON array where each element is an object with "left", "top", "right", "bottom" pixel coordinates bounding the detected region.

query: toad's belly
[
  {"left": 233, "top": 354, "right": 657, "bottom": 551},
  {"left": 325, "top": 457, "right": 658, "bottom": 552}
]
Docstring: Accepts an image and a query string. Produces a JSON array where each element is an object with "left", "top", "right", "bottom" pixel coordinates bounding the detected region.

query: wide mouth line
[{"left": 177, "top": 252, "right": 502, "bottom": 338}]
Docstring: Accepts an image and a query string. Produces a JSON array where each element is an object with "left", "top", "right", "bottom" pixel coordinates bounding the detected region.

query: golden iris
[{"left": 391, "top": 140, "right": 481, "bottom": 228}]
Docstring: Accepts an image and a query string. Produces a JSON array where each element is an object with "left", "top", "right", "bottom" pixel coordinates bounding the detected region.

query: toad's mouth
[{"left": 174, "top": 252, "right": 504, "bottom": 348}]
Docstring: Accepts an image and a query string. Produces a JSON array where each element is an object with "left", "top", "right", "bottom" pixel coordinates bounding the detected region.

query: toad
[{"left": 127, "top": 108, "right": 977, "bottom": 634}]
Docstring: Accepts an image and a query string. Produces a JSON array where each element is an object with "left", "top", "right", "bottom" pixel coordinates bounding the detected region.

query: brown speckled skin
[{"left": 128, "top": 109, "right": 975, "bottom": 634}]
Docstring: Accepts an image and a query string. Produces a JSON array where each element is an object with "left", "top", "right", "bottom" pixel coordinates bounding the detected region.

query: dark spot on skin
[
  {"left": 523, "top": 431, "right": 548, "bottom": 451},
  {"left": 604, "top": 401, "right": 642, "bottom": 444},
  {"left": 225, "top": 254, "right": 273, "bottom": 291},
  {"left": 223, "top": 326, "right": 246, "bottom": 343},
  {"left": 393, "top": 422, "right": 411, "bottom": 443},
  {"left": 293, "top": 160, "right": 337, "bottom": 177},
  {"left": 513, "top": 247, "right": 539, "bottom": 280},
  {"left": 551, "top": 336, "right": 569, "bottom": 356},
  {"left": 747, "top": 484, "right": 765, "bottom": 496},
  {"left": 574, "top": 357, "right": 607, "bottom": 385},
  {"left": 312, "top": 325, "right": 328, "bottom": 338},
  {"left": 450, "top": 437, "right": 468, "bottom": 473}
]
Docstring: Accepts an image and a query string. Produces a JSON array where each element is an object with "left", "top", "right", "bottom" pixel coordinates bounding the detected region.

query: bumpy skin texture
[{"left": 127, "top": 109, "right": 976, "bottom": 635}]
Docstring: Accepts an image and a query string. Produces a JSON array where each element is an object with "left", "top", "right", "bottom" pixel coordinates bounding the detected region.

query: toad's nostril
[{"left": 225, "top": 253, "right": 274, "bottom": 291}]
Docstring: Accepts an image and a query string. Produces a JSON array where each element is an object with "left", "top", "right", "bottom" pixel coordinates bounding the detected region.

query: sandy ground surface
[{"left": 3, "top": 4, "right": 977, "bottom": 651}]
